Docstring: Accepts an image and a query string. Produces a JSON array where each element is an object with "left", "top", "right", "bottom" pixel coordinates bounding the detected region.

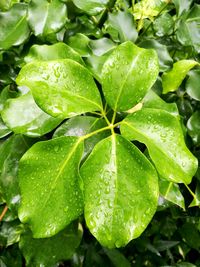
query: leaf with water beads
[
  {"left": 18, "top": 136, "right": 84, "bottom": 238},
  {"left": 80, "top": 134, "right": 158, "bottom": 248},
  {"left": 101, "top": 41, "right": 159, "bottom": 111},
  {"left": 121, "top": 108, "right": 198, "bottom": 184},
  {"left": 16, "top": 59, "right": 103, "bottom": 119}
]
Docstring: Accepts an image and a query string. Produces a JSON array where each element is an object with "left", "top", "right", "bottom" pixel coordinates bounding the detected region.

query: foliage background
[{"left": 0, "top": 0, "right": 200, "bottom": 266}]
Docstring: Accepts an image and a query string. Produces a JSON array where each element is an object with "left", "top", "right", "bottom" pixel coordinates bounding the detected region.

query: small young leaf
[
  {"left": 121, "top": 108, "right": 198, "bottom": 184},
  {"left": 102, "top": 41, "right": 159, "bottom": 111},
  {"left": 18, "top": 136, "right": 84, "bottom": 238},
  {"left": 19, "top": 223, "right": 82, "bottom": 267},
  {"left": 162, "top": 60, "right": 199, "bottom": 94},
  {"left": 24, "top": 43, "right": 84, "bottom": 65},
  {"left": 159, "top": 179, "right": 185, "bottom": 210},
  {"left": 80, "top": 134, "right": 158, "bottom": 248},
  {"left": 16, "top": 59, "right": 103, "bottom": 119},
  {"left": 28, "top": 0, "right": 67, "bottom": 37},
  {"left": 0, "top": 3, "right": 30, "bottom": 50},
  {"left": 1, "top": 92, "right": 62, "bottom": 137}
]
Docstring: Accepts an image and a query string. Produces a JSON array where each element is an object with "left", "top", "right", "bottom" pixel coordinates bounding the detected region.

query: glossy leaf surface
[
  {"left": 80, "top": 134, "right": 158, "bottom": 248},
  {"left": 24, "top": 43, "right": 84, "bottom": 65},
  {"left": 102, "top": 41, "right": 159, "bottom": 111},
  {"left": 18, "top": 136, "right": 84, "bottom": 238},
  {"left": 16, "top": 59, "right": 103, "bottom": 119},
  {"left": 0, "top": 135, "right": 35, "bottom": 211},
  {"left": 28, "top": 0, "right": 67, "bottom": 37},
  {"left": 0, "top": 3, "right": 30, "bottom": 50},
  {"left": 186, "top": 69, "right": 200, "bottom": 101},
  {"left": 72, "top": 0, "right": 109, "bottom": 15},
  {"left": 121, "top": 108, "right": 198, "bottom": 184},
  {"left": 162, "top": 60, "right": 199, "bottom": 94},
  {"left": 19, "top": 223, "right": 82, "bottom": 267},
  {"left": 159, "top": 179, "right": 185, "bottom": 209},
  {"left": 139, "top": 39, "right": 173, "bottom": 72},
  {"left": 1, "top": 92, "right": 62, "bottom": 137},
  {"left": 187, "top": 111, "right": 200, "bottom": 145},
  {"left": 104, "top": 10, "right": 138, "bottom": 43}
]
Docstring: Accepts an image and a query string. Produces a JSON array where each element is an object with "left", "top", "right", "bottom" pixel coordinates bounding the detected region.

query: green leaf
[
  {"left": 139, "top": 39, "right": 173, "bottom": 72},
  {"left": 19, "top": 223, "right": 82, "bottom": 267},
  {"left": 104, "top": 248, "right": 131, "bottom": 267},
  {"left": 173, "top": 0, "right": 193, "bottom": 16},
  {"left": 176, "top": 5, "right": 200, "bottom": 53},
  {"left": 133, "top": 0, "right": 170, "bottom": 20},
  {"left": 80, "top": 134, "right": 158, "bottom": 248},
  {"left": 186, "top": 69, "right": 200, "bottom": 101},
  {"left": 104, "top": 10, "right": 138, "bottom": 43},
  {"left": 0, "top": 3, "right": 30, "bottom": 50},
  {"left": 88, "top": 38, "right": 116, "bottom": 57},
  {"left": 153, "top": 13, "right": 174, "bottom": 37},
  {"left": 102, "top": 41, "right": 159, "bottom": 111},
  {"left": 0, "top": 117, "right": 12, "bottom": 138},
  {"left": 16, "top": 59, "right": 103, "bottom": 119},
  {"left": 0, "top": 135, "right": 35, "bottom": 211},
  {"left": 180, "top": 223, "right": 200, "bottom": 249},
  {"left": 162, "top": 60, "right": 199, "bottom": 94},
  {"left": 0, "top": 221, "right": 23, "bottom": 247},
  {"left": 24, "top": 43, "right": 84, "bottom": 65},
  {"left": 18, "top": 136, "right": 84, "bottom": 238},
  {"left": 67, "top": 33, "right": 91, "bottom": 57},
  {"left": 28, "top": 0, "right": 67, "bottom": 37},
  {"left": 121, "top": 108, "right": 198, "bottom": 184},
  {"left": 1, "top": 92, "right": 62, "bottom": 137},
  {"left": 72, "top": 0, "right": 109, "bottom": 15},
  {"left": 143, "top": 90, "right": 178, "bottom": 115},
  {"left": 53, "top": 116, "right": 109, "bottom": 159},
  {"left": 189, "top": 183, "right": 200, "bottom": 207},
  {"left": 187, "top": 111, "right": 200, "bottom": 145},
  {"left": 159, "top": 179, "right": 185, "bottom": 210}
]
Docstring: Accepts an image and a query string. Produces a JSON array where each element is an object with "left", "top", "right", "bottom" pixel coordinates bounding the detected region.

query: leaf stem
[
  {"left": 184, "top": 184, "right": 196, "bottom": 199},
  {"left": 0, "top": 205, "right": 8, "bottom": 222},
  {"left": 81, "top": 122, "right": 120, "bottom": 141}
]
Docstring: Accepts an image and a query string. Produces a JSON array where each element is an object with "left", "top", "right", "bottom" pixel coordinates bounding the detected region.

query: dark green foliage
[{"left": 0, "top": 0, "right": 200, "bottom": 266}]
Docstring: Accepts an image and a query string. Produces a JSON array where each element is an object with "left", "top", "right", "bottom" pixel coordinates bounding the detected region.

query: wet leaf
[
  {"left": 16, "top": 59, "right": 103, "bottom": 119},
  {"left": 186, "top": 69, "right": 200, "bottom": 101},
  {"left": 187, "top": 111, "right": 200, "bottom": 145},
  {"left": 0, "top": 117, "right": 12, "bottom": 139},
  {"left": 0, "top": 135, "right": 35, "bottom": 211},
  {"left": 102, "top": 41, "right": 159, "bottom": 111},
  {"left": 121, "top": 108, "right": 198, "bottom": 184},
  {"left": 0, "top": 3, "right": 30, "bottom": 50},
  {"left": 159, "top": 179, "right": 185, "bottom": 209},
  {"left": 80, "top": 134, "right": 158, "bottom": 248},
  {"left": 18, "top": 136, "right": 84, "bottom": 238},
  {"left": 28, "top": 0, "right": 67, "bottom": 37},
  {"left": 24, "top": 43, "right": 84, "bottom": 65},
  {"left": 1, "top": 92, "right": 62, "bottom": 137},
  {"left": 104, "top": 10, "right": 138, "bottom": 43},
  {"left": 19, "top": 223, "right": 82, "bottom": 267},
  {"left": 162, "top": 60, "right": 199, "bottom": 93},
  {"left": 72, "top": 0, "right": 109, "bottom": 15}
]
